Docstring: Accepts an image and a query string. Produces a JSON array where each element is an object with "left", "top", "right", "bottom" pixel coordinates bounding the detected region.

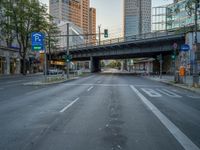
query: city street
[{"left": 0, "top": 73, "right": 200, "bottom": 150}]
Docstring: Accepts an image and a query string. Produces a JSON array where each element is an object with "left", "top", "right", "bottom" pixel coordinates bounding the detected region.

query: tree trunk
[{"left": 22, "top": 55, "right": 26, "bottom": 75}]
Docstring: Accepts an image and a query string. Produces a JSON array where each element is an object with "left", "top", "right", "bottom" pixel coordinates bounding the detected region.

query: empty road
[{"left": 0, "top": 74, "right": 200, "bottom": 150}]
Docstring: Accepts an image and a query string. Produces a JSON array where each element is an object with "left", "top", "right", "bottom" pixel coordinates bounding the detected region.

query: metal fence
[{"left": 55, "top": 30, "right": 184, "bottom": 52}]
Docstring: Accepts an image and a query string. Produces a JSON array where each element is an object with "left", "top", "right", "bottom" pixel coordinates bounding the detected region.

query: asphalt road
[{"left": 0, "top": 73, "right": 200, "bottom": 150}]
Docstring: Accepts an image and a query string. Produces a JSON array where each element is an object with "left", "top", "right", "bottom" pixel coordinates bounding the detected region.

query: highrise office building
[
  {"left": 81, "top": 0, "right": 90, "bottom": 34},
  {"left": 123, "top": 0, "right": 151, "bottom": 37},
  {"left": 69, "top": 0, "right": 82, "bottom": 28},
  {"left": 49, "top": 0, "right": 96, "bottom": 41},
  {"left": 49, "top": 0, "right": 70, "bottom": 24},
  {"left": 89, "top": 8, "right": 96, "bottom": 44}
]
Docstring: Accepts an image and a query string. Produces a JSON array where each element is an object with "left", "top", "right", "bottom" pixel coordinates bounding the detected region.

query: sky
[{"left": 39, "top": 0, "right": 173, "bottom": 36}]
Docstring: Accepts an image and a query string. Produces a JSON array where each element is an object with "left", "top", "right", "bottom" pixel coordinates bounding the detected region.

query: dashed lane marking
[
  {"left": 60, "top": 97, "right": 80, "bottom": 113},
  {"left": 63, "top": 83, "right": 128, "bottom": 87},
  {"left": 130, "top": 85, "right": 200, "bottom": 150},
  {"left": 87, "top": 86, "right": 94, "bottom": 92}
]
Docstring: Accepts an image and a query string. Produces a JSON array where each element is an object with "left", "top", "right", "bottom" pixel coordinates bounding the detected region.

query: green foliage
[
  {"left": 101, "top": 61, "right": 105, "bottom": 68},
  {"left": 107, "top": 60, "right": 121, "bottom": 68},
  {"left": 0, "top": 0, "right": 59, "bottom": 74}
]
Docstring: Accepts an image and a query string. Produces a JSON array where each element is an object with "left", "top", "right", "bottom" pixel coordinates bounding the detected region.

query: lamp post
[{"left": 193, "top": 0, "right": 199, "bottom": 87}]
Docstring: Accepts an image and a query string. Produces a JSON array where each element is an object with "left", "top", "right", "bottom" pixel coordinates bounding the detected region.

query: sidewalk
[
  {"left": 145, "top": 75, "right": 200, "bottom": 94},
  {"left": 0, "top": 72, "right": 43, "bottom": 79}
]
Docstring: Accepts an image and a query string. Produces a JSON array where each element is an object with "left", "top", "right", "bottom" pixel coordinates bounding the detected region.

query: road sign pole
[
  {"left": 173, "top": 43, "right": 178, "bottom": 82},
  {"left": 67, "top": 23, "right": 70, "bottom": 79},
  {"left": 44, "top": 48, "right": 47, "bottom": 82}
]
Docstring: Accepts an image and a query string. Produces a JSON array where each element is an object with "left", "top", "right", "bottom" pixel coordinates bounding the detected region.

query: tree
[
  {"left": 0, "top": 0, "right": 15, "bottom": 47},
  {"left": 1, "top": 0, "right": 57, "bottom": 75},
  {"left": 43, "top": 16, "right": 60, "bottom": 65}
]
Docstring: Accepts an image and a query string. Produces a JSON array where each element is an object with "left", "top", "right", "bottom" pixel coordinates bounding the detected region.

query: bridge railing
[{"left": 55, "top": 30, "right": 184, "bottom": 52}]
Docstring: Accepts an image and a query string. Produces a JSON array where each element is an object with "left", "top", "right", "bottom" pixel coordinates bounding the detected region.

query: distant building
[
  {"left": 81, "top": 0, "right": 90, "bottom": 34},
  {"left": 49, "top": 0, "right": 70, "bottom": 24},
  {"left": 69, "top": 0, "right": 82, "bottom": 28},
  {"left": 57, "top": 21, "right": 84, "bottom": 48},
  {"left": 89, "top": 7, "right": 96, "bottom": 44},
  {"left": 152, "top": 0, "right": 200, "bottom": 31},
  {"left": 152, "top": 6, "right": 167, "bottom": 32},
  {"left": 49, "top": 0, "right": 96, "bottom": 43},
  {"left": 123, "top": 0, "right": 151, "bottom": 37}
]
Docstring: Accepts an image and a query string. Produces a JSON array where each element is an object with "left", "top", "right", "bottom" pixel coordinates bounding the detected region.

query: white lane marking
[
  {"left": 141, "top": 88, "right": 162, "bottom": 97},
  {"left": 156, "top": 89, "right": 182, "bottom": 98},
  {"left": 130, "top": 85, "right": 200, "bottom": 150},
  {"left": 60, "top": 97, "right": 80, "bottom": 113},
  {"left": 134, "top": 85, "right": 165, "bottom": 88},
  {"left": 187, "top": 95, "right": 200, "bottom": 99},
  {"left": 64, "top": 83, "right": 128, "bottom": 87},
  {"left": 87, "top": 86, "right": 94, "bottom": 92}
]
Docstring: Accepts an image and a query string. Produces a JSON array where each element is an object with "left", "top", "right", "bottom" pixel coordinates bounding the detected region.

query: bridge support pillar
[{"left": 90, "top": 57, "right": 101, "bottom": 73}]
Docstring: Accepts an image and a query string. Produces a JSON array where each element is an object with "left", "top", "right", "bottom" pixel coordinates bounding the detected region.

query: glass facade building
[
  {"left": 152, "top": 6, "right": 167, "bottom": 31},
  {"left": 124, "top": 0, "right": 151, "bottom": 37},
  {"left": 152, "top": 0, "right": 200, "bottom": 31}
]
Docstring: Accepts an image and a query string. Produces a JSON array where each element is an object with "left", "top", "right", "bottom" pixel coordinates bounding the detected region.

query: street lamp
[{"left": 193, "top": 0, "right": 200, "bottom": 87}]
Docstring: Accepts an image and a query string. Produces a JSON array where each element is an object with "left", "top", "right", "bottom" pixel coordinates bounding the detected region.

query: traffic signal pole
[{"left": 98, "top": 25, "right": 101, "bottom": 45}]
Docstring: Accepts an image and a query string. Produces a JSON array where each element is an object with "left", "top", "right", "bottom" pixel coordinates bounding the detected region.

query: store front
[
  {"left": 0, "top": 57, "right": 6, "bottom": 75},
  {"left": 0, "top": 47, "right": 20, "bottom": 75}
]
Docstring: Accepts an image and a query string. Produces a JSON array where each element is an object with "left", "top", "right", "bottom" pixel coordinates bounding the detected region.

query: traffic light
[
  {"left": 171, "top": 54, "right": 175, "bottom": 60},
  {"left": 171, "top": 49, "right": 178, "bottom": 60},
  {"left": 156, "top": 54, "right": 162, "bottom": 61},
  {"left": 104, "top": 29, "right": 108, "bottom": 38},
  {"left": 65, "top": 55, "right": 72, "bottom": 63}
]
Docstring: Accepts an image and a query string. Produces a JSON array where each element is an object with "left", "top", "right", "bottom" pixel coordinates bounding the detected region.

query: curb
[
  {"left": 23, "top": 77, "right": 79, "bottom": 86},
  {"left": 145, "top": 77, "right": 200, "bottom": 94},
  {"left": 0, "top": 73, "right": 43, "bottom": 79}
]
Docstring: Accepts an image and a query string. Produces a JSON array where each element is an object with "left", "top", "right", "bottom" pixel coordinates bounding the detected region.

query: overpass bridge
[{"left": 51, "top": 31, "right": 186, "bottom": 72}]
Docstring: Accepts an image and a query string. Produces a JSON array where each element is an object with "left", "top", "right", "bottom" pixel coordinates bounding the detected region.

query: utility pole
[
  {"left": 98, "top": 25, "right": 101, "bottom": 45},
  {"left": 66, "top": 23, "right": 70, "bottom": 79},
  {"left": 193, "top": 0, "right": 199, "bottom": 87}
]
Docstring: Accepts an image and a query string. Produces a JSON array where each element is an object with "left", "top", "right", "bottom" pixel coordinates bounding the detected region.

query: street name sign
[{"left": 180, "top": 44, "right": 190, "bottom": 52}]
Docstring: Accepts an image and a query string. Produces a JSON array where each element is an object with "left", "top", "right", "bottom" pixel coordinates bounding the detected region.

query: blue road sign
[
  {"left": 180, "top": 44, "right": 190, "bottom": 52},
  {"left": 31, "top": 32, "right": 45, "bottom": 51}
]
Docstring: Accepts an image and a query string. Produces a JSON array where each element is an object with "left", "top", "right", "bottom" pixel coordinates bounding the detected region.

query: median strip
[{"left": 60, "top": 97, "right": 80, "bottom": 113}]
